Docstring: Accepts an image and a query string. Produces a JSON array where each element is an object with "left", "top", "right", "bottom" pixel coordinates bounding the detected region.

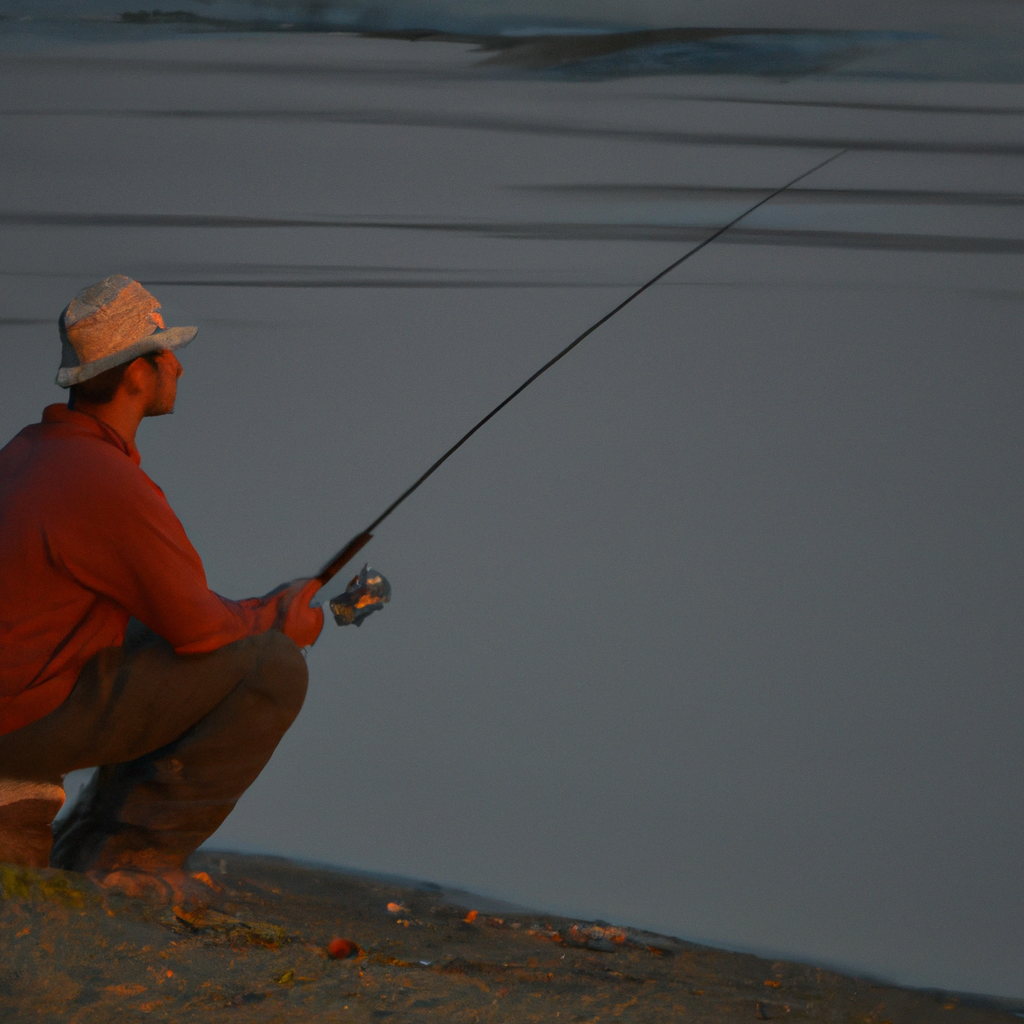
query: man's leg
[
  {"left": 0, "top": 629, "right": 307, "bottom": 875},
  {"left": 52, "top": 629, "right": 308, "bottom": 874}
]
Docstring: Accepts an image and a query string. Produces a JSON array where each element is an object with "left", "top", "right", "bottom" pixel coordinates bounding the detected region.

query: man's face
[{"left": 142, "top": 349, "right": 183, "bottom": 417}]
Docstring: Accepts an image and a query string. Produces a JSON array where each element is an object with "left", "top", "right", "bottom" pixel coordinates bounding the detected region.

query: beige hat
[{"left": 57, "top": 275, "right": 197, "bottom": 388}]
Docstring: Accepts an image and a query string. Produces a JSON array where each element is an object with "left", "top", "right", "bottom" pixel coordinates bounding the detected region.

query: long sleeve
[
  {"left": 0, "top": 405, "right": 286, "bottom": 735},
  {"left": 44, "top": 452, "right": 276, "bottom": 654}
]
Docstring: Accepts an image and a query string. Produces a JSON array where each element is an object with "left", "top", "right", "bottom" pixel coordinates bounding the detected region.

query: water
[{"left": 1, "top": 1, "right": 1023, "bottom": 1004}]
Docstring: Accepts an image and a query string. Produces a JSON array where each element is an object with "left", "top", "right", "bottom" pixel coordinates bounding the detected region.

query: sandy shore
[{"left": 2, "top": 851, "right": 1021, "bottom": 1023}]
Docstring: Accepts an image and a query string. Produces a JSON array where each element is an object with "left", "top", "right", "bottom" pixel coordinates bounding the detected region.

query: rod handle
[{"left": 316, "top": 531, "right": 373, "bottom": 587}]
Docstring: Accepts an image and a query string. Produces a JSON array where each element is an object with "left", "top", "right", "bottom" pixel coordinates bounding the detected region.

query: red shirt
[{"left": 0, "top": 405, "right": 280, "bottom": 735}]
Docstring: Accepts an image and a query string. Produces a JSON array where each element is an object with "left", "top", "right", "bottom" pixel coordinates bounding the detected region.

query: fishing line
[{"left": 316, "top": 148, "right": 847, "bottom": 586}]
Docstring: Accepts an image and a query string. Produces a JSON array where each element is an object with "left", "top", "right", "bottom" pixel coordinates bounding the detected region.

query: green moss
[
  {"left": 0, "top": 864, "right": 90, "bottom": 907},
  {"left": 38, "top": 874, "right": 88, "bottom": 908},
  {"left": 0, "top": 863, "right": 34, "bottom": 899}
]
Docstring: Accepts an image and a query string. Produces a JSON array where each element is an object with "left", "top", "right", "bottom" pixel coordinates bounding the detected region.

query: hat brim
[{"left": 56, "top": 326, "right": 197, "bottom": 388}]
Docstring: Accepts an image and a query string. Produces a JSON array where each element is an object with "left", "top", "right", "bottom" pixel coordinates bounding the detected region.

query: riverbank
[{"left": 2, "top": 851, "right": 1021, "bottom": 1023}]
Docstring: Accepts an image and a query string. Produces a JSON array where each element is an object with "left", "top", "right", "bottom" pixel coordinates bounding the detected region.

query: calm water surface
[{"left": 1, "top": 2, "right": 1023, "bottom": 1003}]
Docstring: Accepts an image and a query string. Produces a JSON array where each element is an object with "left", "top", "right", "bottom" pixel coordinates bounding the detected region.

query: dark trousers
[{"left": 0, "top": 627, "right": 307, "bottom": 872}]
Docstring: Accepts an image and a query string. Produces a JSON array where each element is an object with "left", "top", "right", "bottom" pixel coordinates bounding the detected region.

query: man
[{"left": 0, "top": 275, "right": 323, "bottom": 897}]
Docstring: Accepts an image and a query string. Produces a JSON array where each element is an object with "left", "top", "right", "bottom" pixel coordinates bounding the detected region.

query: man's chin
[{"left": 144, "top": 389, "right": 178, "bottom": 417}]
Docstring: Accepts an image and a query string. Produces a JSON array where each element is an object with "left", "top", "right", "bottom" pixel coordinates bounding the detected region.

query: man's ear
[{"left": 120, "top": 355, "right": 153, "bottom": 398}]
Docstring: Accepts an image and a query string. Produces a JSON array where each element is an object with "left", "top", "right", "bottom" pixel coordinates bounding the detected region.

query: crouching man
[{"left": 0, "top": 276, "right": 323, "bottom": 897}]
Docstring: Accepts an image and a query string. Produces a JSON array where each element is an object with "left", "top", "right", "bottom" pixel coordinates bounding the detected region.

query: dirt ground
[{"left": 1, "top": 851, "right": 1020, "bottom": 1024}]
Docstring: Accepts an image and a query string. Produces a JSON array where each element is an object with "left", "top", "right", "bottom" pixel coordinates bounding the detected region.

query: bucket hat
[{"left": 56, "top": 275, "right": 197, "bottom": 388}]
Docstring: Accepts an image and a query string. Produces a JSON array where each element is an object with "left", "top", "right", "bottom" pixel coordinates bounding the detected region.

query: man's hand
[{"left": 271, "top": 577, "right": 325, "bottom": 648}]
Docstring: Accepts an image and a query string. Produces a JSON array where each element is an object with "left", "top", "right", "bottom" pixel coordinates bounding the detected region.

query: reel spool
[{"left": 330, "top": 564, "right": 392, "bottom": 627}]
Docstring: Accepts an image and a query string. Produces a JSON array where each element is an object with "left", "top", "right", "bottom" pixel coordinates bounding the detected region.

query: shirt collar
[{"left": 41, "top": 404, "right": 141, "bottom": 465}]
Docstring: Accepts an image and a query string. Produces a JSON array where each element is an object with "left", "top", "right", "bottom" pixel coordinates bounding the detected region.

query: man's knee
[{"left": 246, "top": 630, "right": 309, "bottom": 720}]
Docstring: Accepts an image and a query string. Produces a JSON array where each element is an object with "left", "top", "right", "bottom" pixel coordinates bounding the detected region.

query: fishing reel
[{"left": 329, "top": 564, "right": 391, "bottom": 626}]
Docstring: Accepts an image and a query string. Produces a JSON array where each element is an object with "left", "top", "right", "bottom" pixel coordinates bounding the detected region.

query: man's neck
[{"left": 69, "top": 398, "right": 144, "bottom": 449}]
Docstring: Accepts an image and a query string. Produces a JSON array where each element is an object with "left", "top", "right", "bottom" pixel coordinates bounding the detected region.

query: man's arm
[{"left": 48, "top": 453, "right": 323, "bottom": 651}]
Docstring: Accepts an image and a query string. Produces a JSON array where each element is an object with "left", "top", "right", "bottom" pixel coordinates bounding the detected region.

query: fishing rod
[{"left": 317, "top": 148, "right": 847, "bottom": 596}]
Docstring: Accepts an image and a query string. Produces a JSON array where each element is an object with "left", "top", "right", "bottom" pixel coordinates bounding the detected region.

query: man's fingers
[
  {"left": 296, "top": 577, "right": 323, "bottom": 606},
  {"left": 279, "top": 580, "right": 325, "bottom": 648}
]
